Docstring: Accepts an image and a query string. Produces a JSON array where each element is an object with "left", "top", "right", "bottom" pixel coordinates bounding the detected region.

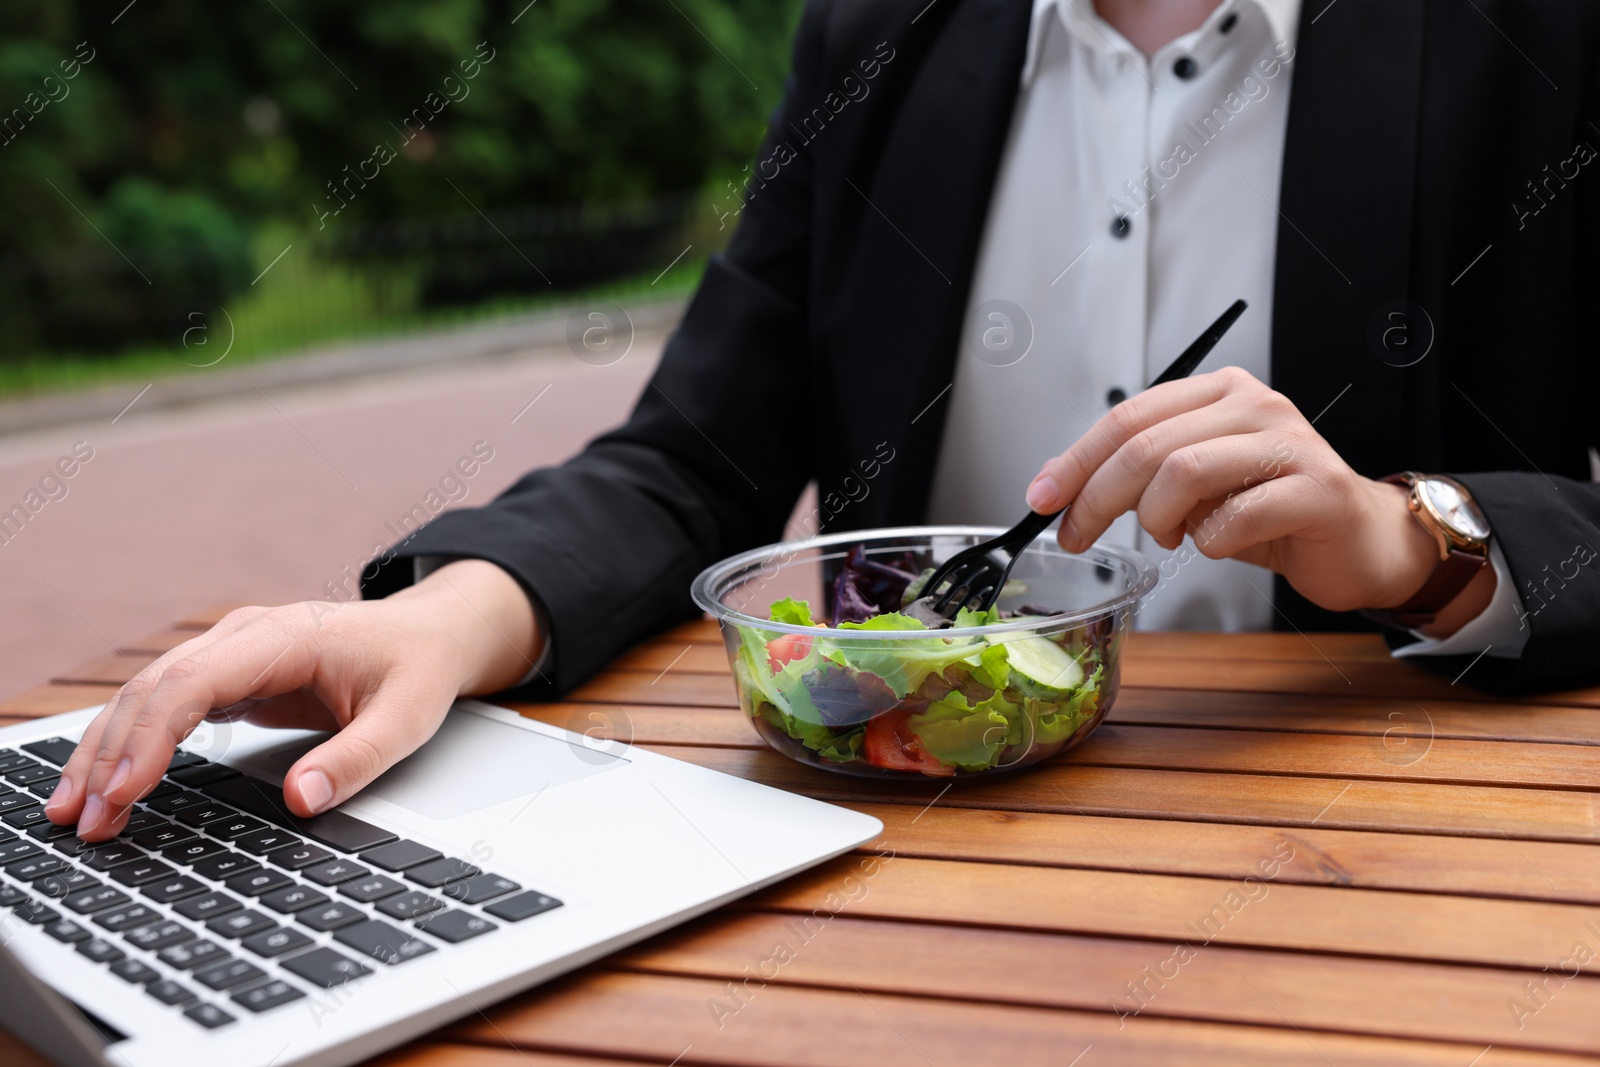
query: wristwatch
[{"left": 1370, "top": 472, "right": 1491, "bottom": 629}]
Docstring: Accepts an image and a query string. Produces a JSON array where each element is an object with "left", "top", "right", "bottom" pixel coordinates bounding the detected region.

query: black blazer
[{"left": 367, "top": 0, "right": 1600, "bottom": 694}]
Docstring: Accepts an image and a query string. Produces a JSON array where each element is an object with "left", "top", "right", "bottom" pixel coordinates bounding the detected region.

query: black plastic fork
[{"left": 920, "top": 299, "right": 1248, "bottom": 621}]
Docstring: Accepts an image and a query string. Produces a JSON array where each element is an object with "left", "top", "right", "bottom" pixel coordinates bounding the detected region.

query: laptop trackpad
[{"left": 303, "top": 708, "right": 626, "bottom": 821}]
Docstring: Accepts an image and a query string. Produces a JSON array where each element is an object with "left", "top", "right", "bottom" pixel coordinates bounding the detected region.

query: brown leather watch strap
[{"left": 1386, "top": 547, "right": 1488, "bottom": 628}]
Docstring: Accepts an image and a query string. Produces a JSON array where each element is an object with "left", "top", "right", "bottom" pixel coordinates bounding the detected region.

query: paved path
[{"left": 0, "top": 329, "right": 670, "bottom": 699}]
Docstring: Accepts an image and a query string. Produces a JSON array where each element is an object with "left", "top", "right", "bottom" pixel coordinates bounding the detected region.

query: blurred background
[{"left": 0, "top": 0, "right": 804, "bottom": 697}]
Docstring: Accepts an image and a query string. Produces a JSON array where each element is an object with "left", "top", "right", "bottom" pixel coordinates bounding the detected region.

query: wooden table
[{"left": 6, "top": 605, "right": 1600, "bottom": 1066}]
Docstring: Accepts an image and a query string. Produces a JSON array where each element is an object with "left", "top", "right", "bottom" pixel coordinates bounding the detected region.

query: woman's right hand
[{"left": 45, "top": 559, "right": 543, "bottom": 841}]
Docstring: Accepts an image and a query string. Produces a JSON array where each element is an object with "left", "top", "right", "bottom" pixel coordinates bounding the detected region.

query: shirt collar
[{"left": 1021, "top": 0, "right": 1302, "bottom": 85}]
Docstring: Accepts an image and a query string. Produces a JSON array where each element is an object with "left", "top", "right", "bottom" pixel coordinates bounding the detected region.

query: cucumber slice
[{"left": 987, "top": 631, "right": 1084, "bottom": 690}]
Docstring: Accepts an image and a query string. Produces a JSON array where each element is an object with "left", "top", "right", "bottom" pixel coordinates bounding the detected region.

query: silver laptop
[{"left": 0, "top": 700, "right": 881, "bottom": 1066}]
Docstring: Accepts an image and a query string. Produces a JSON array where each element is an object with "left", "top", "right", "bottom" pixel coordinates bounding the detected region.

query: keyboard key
[
  {"left": 35, "top": 870, "right": 97, "bottom": 899},
  {"left": 44, "top": 918, "right": 91, "bottom": 942},
  {"left": 13, "top": 898, "right": 59, "bottom": 924},
  {"left": 146, "top": 979, "right": 197, "bottom": 1005},
  {"left": 260, "top": 884, "right": 329, "bottom": 914},
  {"left": 126, "top": 920, "right": 196, "bottom": 951},
  {"left": 26, "top": 819, "right": 78, "bottom": 842},
  {"left": 298, "top": 902, "right": 365, "bottom": 932},
  {"left": 110, "top": 958, "right": 160, "bottom": 984},
  {"left": 375, "top": 890, "right": 445, "bottom": 921},
  {"left": 414, "top": 909, "right": 497, "bottom": 944},
  {"left": 484, "top": 891, "right": 563, "bottom": 923},
  {"left": 0, "top": 826, "right": 16, "bottom": 841},
  {"left": 0, "top": 793, "right": 40, "bottom": 815},
  {"left": 3, "top": 808, "right": 50, "bottom": 830},
  {"left": 175, "top": 802, "right": 239, "bottom": 827},
  {"left": 21, "top": 738, "right": 78, "bottom": 767},
  {"left": 338, "top": 874, "right": 405, "bottom": 904},
  {"left": 142, "top": 875, "right": 207, "bottom": 904},
  {"left": 266, "top": 843, "right": 332, "bottom": 871},
  {"left": 404, "top": 857, "right": 480, "bottom": 888},
  {"left": 0, "top": 838, "right": 43, "bottom": 862},
  {"left": 159, "top": 939, "right": 230, "bottom": 971},
  {"left": 0, "top": 884, "right": 28, "bottom": 907},
  {"left": 147, "top": 790, "right": 209, "bottom": 815},
  {"left": 82, "top": 842, "right": 145, "bottom": 871},
  {"left": 208, "top": 815, "right": 267, "bottom": 841},
  {"left": 359, "top": 840, "right": 441, "bottom": 872},
  {"left": 202, "top": 776, "right": 396, "bottom": 852},
  {"left": 195, "top": 958, "right": 266, "bottom": 991},
  {"left": 226, "top": 868, "right": 292, "bottom": 897},
  {"left": 333, "top": 919, "right": 437, "bottom": 965},
  {"left": 64, "top": 885, "right": 129, "bottom": 914},
  {"left": 207, "top": 909, "right": 276, "bottom": 939},
  {"left": 6, "top": 854, "right": 66, "bottom": 881},
  {"left": 173, "top": 891, "right": 242, "bottom": 921},
  {"left": 97, "top": 903, "right": 159, "bottom": 933},
  {"left": 192, "top": 852, "right": 259, "bottom": 880},
  {"left": 0, "top": 751, "right": 34, "bottom": 771},
  {"left": 75, "top": 937, "right": 126, "bottom": 964},
  {"left": 110, "top": 858, "right": 178, "bottom": 887},
  {"left": 281, "top": 947, "right": 372, "bottom": 988},
  {"left": 168, "top": 751, "right": 207, "bottom": 771},
  {"left": 183, "top": 1003, "right": 236, "bottom": 1029},
  {"left": 4, "top": 763, "right": 54, "bottom": 785},
  {"left": 163, "top": 838, "right": 228, "bottom": 865},
  {"left": 168, "top": 763, "right": 240, "bottom": 788},
  {"left": 303, "top": 859, "right": 368, "bottom": 886},
  {"left": 121, "top": 809, "right": 166, "bottom": 834},
  {"left": 234, "top": 828, "right": 302, "bottom": 855},
  {"left": 232, "top": 979, "right": 305, "bottom": 1013},
  {"left": 133, "top": 822, "right": 197, "bottom": 850},
  {"left": 26, "top": 775, "right": 61, "bottom": 797},
  {"left": 242, "top": 925, "right": 313, "bottom": 958}
]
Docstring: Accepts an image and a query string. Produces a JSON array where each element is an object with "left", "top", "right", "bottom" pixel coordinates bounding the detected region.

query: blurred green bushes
[{"left": 0, "top": 0, "right": 800, "bottom": 360}]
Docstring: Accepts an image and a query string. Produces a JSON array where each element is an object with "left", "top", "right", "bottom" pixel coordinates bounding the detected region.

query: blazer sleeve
[
  {"left": 361, "top": 2, "right": 834, "bottom": 695},
  {"left": 1387, "top": 473, "right": 1600, "bottom": 694}
]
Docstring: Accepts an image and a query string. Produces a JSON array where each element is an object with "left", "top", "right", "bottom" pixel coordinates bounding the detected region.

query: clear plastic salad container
[{"left": 690, "top": 526, "right": 1156, "bottom": 779}]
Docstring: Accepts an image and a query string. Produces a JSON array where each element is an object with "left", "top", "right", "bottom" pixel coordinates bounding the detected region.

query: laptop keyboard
[{"left": 0, "top": 738, "right": 562, "bottom": 1031}]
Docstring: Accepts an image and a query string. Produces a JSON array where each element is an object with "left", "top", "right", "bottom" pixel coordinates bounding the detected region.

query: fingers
[
  {"left": 68, "top": 607, "right": 323, "bottom": 840},
  {"left": 1135, "top": 431, "right": 1299, "bottom": 548},
  {"left": 280, "top": 681, "right": 449, "bottom": 817},
  {"left": 48, "top": 606, "right": 269, "bottom": 832},
  {"left": 1180, "top": 474, "right": 1325, "bottom": 562},
  {"left": 1026, "top": 366, "right": 1264, "bottom": 515},
  {"left": 1056, "top": 403, "right": 1269, "bottom": 550}
]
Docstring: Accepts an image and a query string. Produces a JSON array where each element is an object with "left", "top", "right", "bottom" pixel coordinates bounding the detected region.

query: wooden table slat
[
  {"left": 613, "top": 912, "right": 1600, "bottom": 1054},
  {"left": 452, "top": 970, "right": 1590, "bottom": 1067},
  {"left": 849, "top": 803, "right": 1600, "bottom": 906},
  {"left": 737, "top": 854, "right": 1600, "bottom": 974},
  {"left": 635, "top": 743, "right": 1600, "bottom": 844}
]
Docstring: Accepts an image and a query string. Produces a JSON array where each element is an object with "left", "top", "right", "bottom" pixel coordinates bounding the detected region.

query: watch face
[{"left": 1421, "top": 477, "right": 1491, "bottom": 540}]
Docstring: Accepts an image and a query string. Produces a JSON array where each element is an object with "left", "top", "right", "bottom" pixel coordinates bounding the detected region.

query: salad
[{"left": 731, "top": 546, "right": 1113, "bottom": 777}]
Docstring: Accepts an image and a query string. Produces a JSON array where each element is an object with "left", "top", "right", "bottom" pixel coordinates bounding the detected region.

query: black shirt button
[
  {"left": 1219, "top": 12, "right": 1238, "bottom": 34},
  {"left": 1173, "top": 56, "right": 1198, "bottom": 79},
  {"left": 1106, "top": 387, "right": 1128, "bottom": 406},
  {"left": 1110, "top": 215, "right": 1131, "bottom": 239}
]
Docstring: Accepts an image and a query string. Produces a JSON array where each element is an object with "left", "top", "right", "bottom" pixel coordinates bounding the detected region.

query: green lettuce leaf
[
  {"left": 908, "top": 688, "right": 1021, "bottom": 771},
  {"left": 755, "top": 700, "right": 864, "bottom": 762},
  {"left": 768, "top": 597, "right": 816, "bottom": 627}
]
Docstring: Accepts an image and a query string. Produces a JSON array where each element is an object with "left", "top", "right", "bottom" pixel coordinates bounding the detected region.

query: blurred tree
[{"left": 0, "top": 0, "right": 800, "bottom": 356}]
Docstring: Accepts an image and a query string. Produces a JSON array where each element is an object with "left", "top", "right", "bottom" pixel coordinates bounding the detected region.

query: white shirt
[{"left": 926, "top": 0, "right": 1527, "bottom": 659}]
